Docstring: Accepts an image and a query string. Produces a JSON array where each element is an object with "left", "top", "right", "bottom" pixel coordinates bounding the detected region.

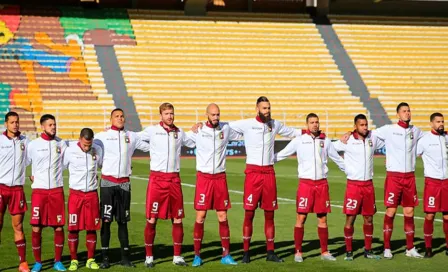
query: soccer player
[
  {"left": 333, "top": 114, "right": 384, "bottom": 261},
  {"left": 94, "top": 108, "right": 150, "bottom": 268},
  {"left": 27, "top": 114, "right": 68, "bottom": 272},
  {"left": 227, "top": 96, "right": 302, "bottom": 263},
  {"left": 139, "top": 103, "right": 195, "bottom": 268},
  {"left": 185, "top": 103, "right": 241, "bottom": 267},
  {"left": 275, "top": 113, "right": 345, "bottom": 262},
  {"left": 417, "top": 112, "right": 448, "bottom": 258},
  {"left": 0, "top": 112, "right": 30, "bottom": 272},
  {"left": 64, "top": 128, "right": 103, "bottom": 270}
]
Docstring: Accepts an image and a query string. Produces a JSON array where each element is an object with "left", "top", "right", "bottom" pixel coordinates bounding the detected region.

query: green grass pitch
[{"left": 1, "top": 158, "right": 447, "bottom": 271}]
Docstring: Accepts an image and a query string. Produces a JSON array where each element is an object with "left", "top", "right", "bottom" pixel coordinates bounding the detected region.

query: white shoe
[
  {"left": 405, "top": 247, "right": 423, "bottom": 259},
  {"left": 173, "top": 256, "right": 188, "bottom": 266},
  {"left": 294, "top": 254, "right": 303, "bottom": 263},
  {"left": 145, "top": 256, "right": 154, "bottom": 268},
  {"left": 384, "top": 249, "right": 393, "bottom": 259},
  {"left": 321, "top": 253, "right": 336, "bottom": 261}
]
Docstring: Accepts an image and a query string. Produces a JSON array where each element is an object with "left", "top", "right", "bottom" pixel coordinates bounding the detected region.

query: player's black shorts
[{"left": 100, "top": 183, "right": 131, "bottom": 223}]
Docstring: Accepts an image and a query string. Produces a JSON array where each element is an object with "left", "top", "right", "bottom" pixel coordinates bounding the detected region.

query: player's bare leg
[
  {"left": 172, "top": 218, "right": 187, "bottom": 266},
  {"left": 317, "top": 214, "right": 335, "bottom": 261},
  {"left": 403, "top": 207, "right": 422, "bottom": 258},
  {"left": 424, "top": 212, "right": 436, "bottom": 258},
  {"left": 144, "top": 218, "right": 157, "bottom": 268},
  {"left": 11, "top": 213, "right": 30, "bottom": 271},
  {"left": 344, "top": 215, "right": 356, "bottom": 261},
  {"left": 216, "top": 211, "right": 237, "bottom": 265},
  {"left": 443, "top": 213, "right": 448, "bottom": 256},
  {"left": 383, "top": 207, "right": 396, "bottom": 259},
  {"left": 294, "top": 213, "right": 307, "bottom": 262},
  {"left": 362, "top": 216, "right": 380, "bottom": 260},
  {"left": 192, "top": 211, "right": 207, "bottom": 267}
]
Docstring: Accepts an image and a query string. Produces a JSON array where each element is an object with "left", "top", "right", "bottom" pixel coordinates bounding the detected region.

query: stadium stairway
[
  {"left": 118, "top": 10, "right": 371, "bottom": 138},
  {"left": 330, "top": 15, "right": 448, "bottom": 129}
]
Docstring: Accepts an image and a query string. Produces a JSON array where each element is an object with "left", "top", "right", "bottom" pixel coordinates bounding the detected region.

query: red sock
[
  {"left": 54, "top": 229, "right": 65, "bottom": 262},
  {"left": 193, "top": 222, "right": 204, "bottom": 256},
  {"left": 294, "top": 226, "right": 304, "bottom": 253},
  {"left": 15, "top": 239, "right": 26, "bottom": 263},
  {"left": 424, "top": 218, "right": 434, "bottom": 249},
  {"left": 243, "top": 210, "right": 255, "bottom": 251},
  {"left": 68, "top": 231, "right": 79, "bottom": 260},
  {"left": 363, "top": 224, "right": 373, "bottom": 250},
  {"left": 86, "top": 231, "right": 97, "bottom": 259},
  {"left": 144, "top": 221, "right": 156, "bottom": 257},
  {"left": 219, "top": 220, "right": 230, "bottom": 257},
  {"left": 443, "top": 219, "right": 448, "bottom": 248},
  {"left": 264, "top": 211, "right": 275, "bottom": 251},
  {"left": 172, "top": 222, "right": 183, "bottom": 256},
  {"left": 31, "top": 231, "right": 42, "bottom": 263},
  {"left": 404, "top": 216, "right": 415, "bottom": 250},
  {"left": 344, "top": 226, "right": 354, "bottom": 252},
  {"left": 383, "top": 215, "right": 394, "bottom": 250},
  {"left": 318, "top": 227, "right": 329, "bottom": 253}
]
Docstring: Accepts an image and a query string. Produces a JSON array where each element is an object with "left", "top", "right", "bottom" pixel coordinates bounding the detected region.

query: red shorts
[
  {"left": 384, "top": 171, "right": 418, "bottom": 208},
  {"left": 243, "top": 165, "right": 278, "bottom": 211},
  {"left": 146, "top": 171, "right": 184, "bottom": 220},
  {"left": 343, "top": 180, "right": 376, "bottom": 216},
  {"left": 30, "top": 187, "right": 65, "bottom": 227},
  {"left": 296, "top": 179, "right": 331, "bottom": 214},
  {"left": 423, "top": 177, "right": 448, "bottom": 213},
  {"left": 68, "top": 189, "right": 101, "bottom": 231},
  {"left": 195, "top": 172, "right": 231, "bottom": 211},
  {"left": 0, "top": 184, "right": 27, "bottom": 215}
]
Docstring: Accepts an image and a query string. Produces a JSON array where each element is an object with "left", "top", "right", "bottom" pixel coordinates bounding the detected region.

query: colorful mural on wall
[{"left": 0, "top": 5, "right": 135, "bottom": 129}]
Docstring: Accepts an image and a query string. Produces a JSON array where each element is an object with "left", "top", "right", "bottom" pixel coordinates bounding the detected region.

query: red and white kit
[
  {"left": 64, "top": 141, "right": 103, "bottom": 231},
  {"left": 0, "top": 131, "right": 29, "bottom": 215},
  {"left": 27, "top": 134, "right": 67, "bottom": 226},
  {"left": 185, "top": 122, "right": 241, "bottom": 211},
  {"left": 275, "top": 131, "right": 345, "bottom": 214},
  {"left": 333, "top": 131, "right": 385, "bottom": 216}
]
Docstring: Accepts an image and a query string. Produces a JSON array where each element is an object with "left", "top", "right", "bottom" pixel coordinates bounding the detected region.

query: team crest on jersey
[
  {"left": 56, "top": 146, "right": 61, "bottom": 154},
  {"left": 368, "top": 140, "right": 373, "bottom": 147},
  {"left": 320, "top": 141, "right": 324, "bottom": 148},
  {"left": 224, "top": 200, "right": 228, "bottom": 207},
  {"left": 57, "top": 215, "right": 62, "bottom": 223},
  {"left": 174, "top": 132, "right": 178, "bottom": 139},
  {"left": 125, "top": 136, "right": 130, "bottom": 143},
  {"left": 410, "top": 132, "right": 414, "bottom": 140},
  {"left": 219, "top": 131, "right": 224, "bottom": 139},
  {"left": 20, "top": 143, "right": 25, "bottom": 151}
]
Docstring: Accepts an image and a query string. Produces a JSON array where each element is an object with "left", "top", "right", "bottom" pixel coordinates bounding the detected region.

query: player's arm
[
  {"left": 328, "top": 139, "right": 345, "bottom": 172},
  {"left": 276, "top": 121, "right": 302, "bottom": 138},
  {"left": 93, "top": 134, "right": 105, "bottom": 153},
  {"left": 25, "top": 141, "right": 33, "bottom": 166},
  {"left": 274, "top": 137, "right": 299, "bottom": 163},
  {"left": 374, "top": 135, "right": 385, "bottom": 150},
  {"left": 416, "top": 136, "right": 425, "bottom": 157},
  {"left": 228, "top": 119, "right": 247, "bottom": 135},
  {"left": 182, "top": 130, "right": 196, "bottom": 148},
  {"left": 96, "top": 144, "right": 104, "bottom": 169},
  {"left": 415, "top": 126, "right": 425, "bottom": 141},
  {"left": 371, "top": 125, "right": 389, "bottom": 141},
  {"left": 221, "top": 122, "right": 242, "bottom": 141},
  {"left": 62, "top": 148, "right": 70, "bottom": 170},
  {"left": 331, "top": 139, "right": 347, "bottom": 152},
  {"left": 135, "top": 130, "right": 151, "bottom": 152}
]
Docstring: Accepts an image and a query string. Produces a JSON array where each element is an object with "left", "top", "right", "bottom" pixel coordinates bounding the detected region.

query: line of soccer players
[{"left": 0, "top": 97, "right": 447, "bottom": 271}]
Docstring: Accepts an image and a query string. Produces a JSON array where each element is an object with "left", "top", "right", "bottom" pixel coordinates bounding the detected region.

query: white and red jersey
[
  {"left": 0, "top": 131, "right": 29, "bottom": 186},
  {"left": 373, "top": 122, "right": 423, "bottom": 173},
  {"left": 63, "top": 141, "right": 103, "bottom": 192},
  {"left": 185, "top": 122, "right": 241, "bottom": 174},
  {"left": 275, "top": 131, "right": 345, "bottom": 180},
  {"left": 333, "top": 131, "right": 385, "bottom": 181},
  {"left": 138, "top": 122, "right": 195, "bottom": 173},
  {"left": 417, "top": 131, "right": 448, "bottom": 180},
  {"left": 27, "top": 134, "right": 67, "bottom": 189},
  {"left": 229, "top": 117, "right": 301, "bottom": 166},
  {"left": 94, "top": 127, "right": 149, "bottom": 182}
]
